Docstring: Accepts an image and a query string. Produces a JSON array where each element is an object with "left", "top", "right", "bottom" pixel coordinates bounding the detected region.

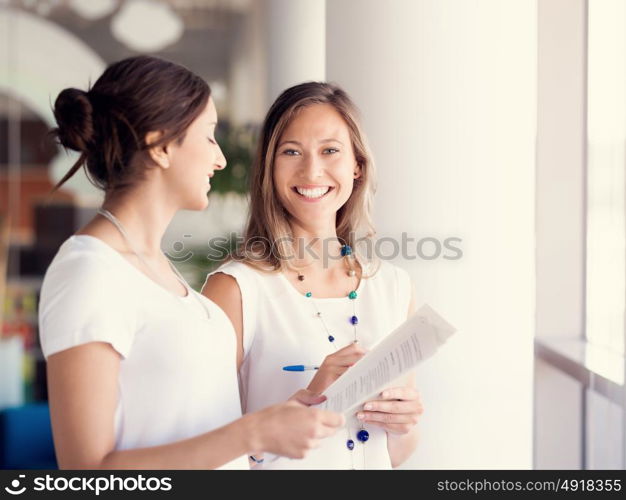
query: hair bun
[{"left": 53, "top": 87, "right": 94, "bottom": 153}]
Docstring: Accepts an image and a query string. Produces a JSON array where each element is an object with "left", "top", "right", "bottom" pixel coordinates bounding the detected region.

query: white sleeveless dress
[{"left": 207, "top": 259, "right": 411, "bottom": 469}]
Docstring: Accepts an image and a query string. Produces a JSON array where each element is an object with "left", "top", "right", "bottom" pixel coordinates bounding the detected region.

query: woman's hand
[
  {"left": 246, "top": 391, "right": 344, "bottom": 460},
  {"left": 356, "top": 386, "right": 424, "bottom": 435},
  {"left": 306, "top": 342, "right": 367, "bottom": 394}
]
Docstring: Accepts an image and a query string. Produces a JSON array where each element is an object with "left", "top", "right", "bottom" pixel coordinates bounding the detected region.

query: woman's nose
[
  {"left": 302, "top": 153, "right": 323, "bottom": 178},
  {"left": 214, "top": 144, "right": 227, "bottom": 170}
]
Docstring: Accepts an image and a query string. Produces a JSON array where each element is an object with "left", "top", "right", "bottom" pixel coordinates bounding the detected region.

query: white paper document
[{"left": 319, "top": 304, "right": 457, "bottom": 418}]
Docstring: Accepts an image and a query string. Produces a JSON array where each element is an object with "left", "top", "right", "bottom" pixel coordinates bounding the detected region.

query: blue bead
[
  {"left": 357, "top": 429, "right": 369, "bottom": 442},
  {"left": 305, "top": 292, "right": 312, "bottom": 297},
  {"left": 348, "top": 291, "right": 357, "bottom": 300},
  {"left": 341, "top": 245, "right": 352, "bottom": 256},
  {"left": 328, "top": 335, "right": 335, "bottom": 342},
  {"left": 346, "top": 439, "right": 355, "bottom": 450},
  {"left": 350, "top": 315, "right": 359, "bottom": 325}
]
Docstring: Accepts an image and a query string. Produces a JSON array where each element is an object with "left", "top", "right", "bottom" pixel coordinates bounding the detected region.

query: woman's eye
[
  {"left": 323, "top": 148, "right": 340, "bottom": 154},
  {"left": 208, "top": 137, "right": 217, "bottom": 145},
  {"left": 283, "top": 149, "right": 301, "bottom": 156}
]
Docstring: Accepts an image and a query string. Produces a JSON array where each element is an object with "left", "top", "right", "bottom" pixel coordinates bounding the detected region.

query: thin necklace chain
[
  {"left": 301, "top": 261, "right": 366, "bottom": 470},
  {"left": 300, "top": 255, "right": 360, "bottom": 345},
  {"left": 97, "top": 208, "right": 211, "bottom": 320},
  {"left": 309, "top": 290, "right": 358, "bottom": 346}
]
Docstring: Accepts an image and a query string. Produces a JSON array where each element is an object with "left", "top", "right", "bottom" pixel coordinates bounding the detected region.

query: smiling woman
[
  {"left": 231, "top": 82, "right": 377, "bottom": 271},
  {"left": 203, "top": 82, "right": 423, "bottom": 469}
]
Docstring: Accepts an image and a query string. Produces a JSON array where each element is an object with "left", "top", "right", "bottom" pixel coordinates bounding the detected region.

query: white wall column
[
  {"left": 263, "top": 0, "right": 325, "bottom": 104},
  {"left": 228, "top": 0, "right": 267, "bottom": 125},
  {"left": 327, "top": 0, "right": 536, "bottom": 468}
]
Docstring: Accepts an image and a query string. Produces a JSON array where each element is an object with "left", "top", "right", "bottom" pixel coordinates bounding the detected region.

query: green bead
[
  {"left": 348, "top": 291, "right": 357, "bottom": 299},
  {"left": 305, "top": 292, "right": 312, "bottom": 297}
]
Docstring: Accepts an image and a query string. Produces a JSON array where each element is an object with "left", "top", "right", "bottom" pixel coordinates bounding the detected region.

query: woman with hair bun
[{"left": 39, "top": 56, "right": 343, "bottom": 470}]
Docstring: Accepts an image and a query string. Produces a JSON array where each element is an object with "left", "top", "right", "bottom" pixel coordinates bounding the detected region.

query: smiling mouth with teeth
[{"left": 293, "top": 186, "right": 333, "bottom": 199}]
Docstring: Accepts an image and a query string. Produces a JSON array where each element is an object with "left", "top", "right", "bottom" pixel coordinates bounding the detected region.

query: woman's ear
[
  {"left": 354, "top": 162, "right": 362, "bottom": 180},
  {"left": 145, "top": 131, "right": 170, "bottom": 169}
]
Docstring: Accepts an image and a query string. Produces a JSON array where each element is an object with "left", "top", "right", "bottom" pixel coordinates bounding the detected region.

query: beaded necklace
[{"left": 298, "top": 244, "right": 369, "bottom": 469}]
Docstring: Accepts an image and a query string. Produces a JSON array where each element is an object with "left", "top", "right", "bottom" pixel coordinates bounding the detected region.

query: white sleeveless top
[
  {"left": 208, "top": 259, "right": 411, "bottom": 469},
  {"left": 39, "top": 235, "right": 248, "bottom": 469}
]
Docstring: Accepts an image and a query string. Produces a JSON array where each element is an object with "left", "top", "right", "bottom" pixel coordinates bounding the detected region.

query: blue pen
[{"left": 282, "top": 365, "right": 319, "bottom": 372}]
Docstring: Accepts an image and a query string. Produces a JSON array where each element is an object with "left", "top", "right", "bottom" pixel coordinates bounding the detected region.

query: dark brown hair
[{"left": 51, "top": 55, "right": 210, "bottom": 192}]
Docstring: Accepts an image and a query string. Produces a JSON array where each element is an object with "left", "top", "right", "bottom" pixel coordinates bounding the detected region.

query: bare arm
[
  {"left": 47, "top": 342, "right": 250, "bottom": 469},
  {"left": 202, "top": 272, "right": 244, "bottom": 370},
  {"left": 202, "top": 271, "right": 259, "bottom": 467},
  {"left": 384, "top": 373, "right": 422, "bottom": 468},
  {"left": 47, "top": 342, "right": 342, "bottom": 469}
]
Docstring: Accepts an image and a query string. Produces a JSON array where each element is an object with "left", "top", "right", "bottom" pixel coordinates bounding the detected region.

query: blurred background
[{"left": 0, "top": 0, "right": 624, "bottom": 470}]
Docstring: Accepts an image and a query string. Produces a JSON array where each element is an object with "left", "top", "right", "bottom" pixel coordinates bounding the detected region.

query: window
[{"left": 586, "top": 0, "right": 626, "bottom": 356}]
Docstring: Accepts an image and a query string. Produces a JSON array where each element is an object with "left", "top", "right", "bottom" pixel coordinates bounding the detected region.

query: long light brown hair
[{"left": 233, "top": 82, "right": 378, "bottom": 274}]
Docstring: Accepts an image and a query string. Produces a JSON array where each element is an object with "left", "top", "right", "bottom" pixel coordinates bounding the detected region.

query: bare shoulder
[
  {"left": 201, "top": 271, "right": 244, "bottom": 328},
  {"left": 202, "top": 270, "right": 245, "bottom": 366},
  {"left": 201, "top": 271, "right": 242, "bottom": 301}
]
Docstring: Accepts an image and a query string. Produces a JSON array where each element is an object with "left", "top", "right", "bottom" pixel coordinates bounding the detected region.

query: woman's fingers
[
  {"left": 316, "top": 421, "right": 343, "bottom": 439},
  {"left": 270, "top": 404, "right": 344, "bottom": 458},
  {"left": 357, "top": 410, "right": 419, "bottom": 425},
  {"left": 331, "top": 352, "right": 366, "bottom": 367},
  {"left": 316, "top": 409, "right": 345, "bottom": 429},
  {"left": 290, "top": 389, "right": 326, "bottom": 406},
  {"left": 307, "top": 344, "right": 368, "bottom": 393},
  {"left": 364, "top": 421, "right": 415, "bottom": 434},
  {"left": 334, "top": 343, "right": 368, "bottom": 356},
  {"left": 323, "top": 343, "right": 367, "bottom": 366},
  {"left": 361, "top": 399, "right": 423, "bottom": 415},
  {"left": 303, "top": 409, "right": 345, "bottom": 440},
  {"left": 376, "top": 386, "right": 420, "bottom": 401}
]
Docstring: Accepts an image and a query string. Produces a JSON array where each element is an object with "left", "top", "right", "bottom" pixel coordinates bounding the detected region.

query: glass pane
[{"left": 587, "top": 0, "right": 626, "bottom": 355}]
